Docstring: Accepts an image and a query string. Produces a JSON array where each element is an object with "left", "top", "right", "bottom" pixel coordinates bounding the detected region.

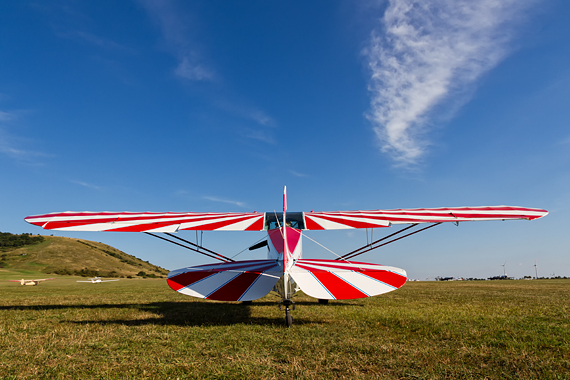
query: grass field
[{"left": 1, "top": 273, "right": 569, "bottom": 379}]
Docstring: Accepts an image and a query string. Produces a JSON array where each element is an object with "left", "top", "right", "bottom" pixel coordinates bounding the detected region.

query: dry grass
[
  {"left": 1, "top": 236, "right": 167, "bottom": 278},
  {"left": 1, "top": 276, "right": 569, "bottom": 379}
]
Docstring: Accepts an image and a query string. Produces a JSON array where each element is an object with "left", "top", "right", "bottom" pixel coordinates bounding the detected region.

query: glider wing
[
  {"left": 167, "top": 259, "right": 282, "bottom": 301},
  {"left": 290, "top": 259, "right": 407, "bottom": 300},
  {"left": 24, "top": 211, "right": 265, "bottom": 232},
  {"left": 303, "top": 206, "right": 548, "bottom": 230}
]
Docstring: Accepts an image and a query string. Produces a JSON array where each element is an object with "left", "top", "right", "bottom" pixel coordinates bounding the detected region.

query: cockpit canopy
[{"left": 265, "top": 212, "right": 305, "bottom": 230}]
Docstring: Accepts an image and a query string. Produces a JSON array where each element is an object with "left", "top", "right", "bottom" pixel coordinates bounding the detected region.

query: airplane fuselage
[{"left": 266, "top": 226, "right": 303, "bottom": 299}]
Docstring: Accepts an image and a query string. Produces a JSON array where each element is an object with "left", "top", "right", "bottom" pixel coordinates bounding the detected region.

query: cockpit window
[{"left": 265, "top": 212, "right": 305, "bottom": 230}]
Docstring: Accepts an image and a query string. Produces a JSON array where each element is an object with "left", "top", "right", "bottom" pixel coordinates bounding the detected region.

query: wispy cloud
[
  {"left": 365, "top": 0, "right": 534, "bottom": 166},
  {"left": 0, "top": 111, "right": 15, "bottom": 122},
  {"left": 242, "top": 128, "right": 276, "bottom": 144},
  {"left": 289, "top": 169, "right": 309, "bottom": 178},
  {"left": 0, "top": 140, "right": 52, "bottom": 165},
  {"left": 56, "top": 30, "right": 134, "bottom": 53},
  {"left": 202, "top": 196, "right": 247, "bottom": 208},
  {"left": 138, "top": 0, "right": 215, "bottom": 82},
  {"left": 215, "top": 100, "right": 278, "bottom": 144},
  {"left": 0, "top": 110, "right": 51, "bottom": 164},
  {"left": 71, "top": 180, "right": 102, "bottom": 190},
  {"left": 175, "top": 56, "right": 214, "bottom": 81},
  {"left": 249, "top": 110, "right": 276, "bottom": 128},
  {"left": 220, "top": 102, "right": 276, "bottom": 129}
]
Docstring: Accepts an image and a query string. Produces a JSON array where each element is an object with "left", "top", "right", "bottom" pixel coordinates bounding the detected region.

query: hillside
[{"left": 0, "top": 234, "right": 168, "bottom": 278}]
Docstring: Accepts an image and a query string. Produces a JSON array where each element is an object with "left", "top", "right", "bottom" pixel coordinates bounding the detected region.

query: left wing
[
  {"left": 167, "top": 260, "right": 282, "bottom": 301},
  {"left": 303, "top": 206, "right": 548, "bottom": 230},
  {"left": 25, "top": 211, "right": 265, "bottom": 232}
]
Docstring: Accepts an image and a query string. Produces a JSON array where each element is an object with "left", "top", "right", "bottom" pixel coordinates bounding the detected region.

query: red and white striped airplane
[{"left": 25, "top": 187, "right": 547, "bottom": 326}]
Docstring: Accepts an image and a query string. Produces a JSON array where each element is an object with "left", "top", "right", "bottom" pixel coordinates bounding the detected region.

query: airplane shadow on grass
[{"left": 0, "top": 300, "right": 364, "bottom": 327}]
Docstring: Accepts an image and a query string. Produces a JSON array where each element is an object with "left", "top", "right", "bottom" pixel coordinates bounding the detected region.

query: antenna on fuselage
[{"left": 283, "top": 186, "right": 289, "bottom": 300}]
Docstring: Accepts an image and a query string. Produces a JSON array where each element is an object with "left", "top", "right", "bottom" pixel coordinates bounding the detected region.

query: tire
[{"left": 285, "top": 312, "right": 293, "bottom": 327}]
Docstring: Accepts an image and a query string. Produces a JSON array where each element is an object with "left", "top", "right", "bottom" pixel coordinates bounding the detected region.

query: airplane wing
[
  {"left": 99, "top": 279, "right": 120, "bottom": 282},
  {"left": 24, "top": 211, "right": 265, "bottom": 232},
  {"left": 290, "top": 259, "right": 407, "bottom": 300},
  {"left": 33, "top": 278, "right": 54, "bottom": 282},
  {"left": 167, "top": 259, "right": 282, "bottom": 301},
  {"left": 303, "top": 206, "right": 548, "bottom": 230}
]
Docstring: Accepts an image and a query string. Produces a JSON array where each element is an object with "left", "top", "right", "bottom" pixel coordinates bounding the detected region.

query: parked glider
[
  {"left": 77, "top": 277, "right": 120, "bottom": 284},
  {"left": 10, "top": 278, "right": 54, "bottom": 286},
  {"left": 24, "top": 187, "right": 547, "bottom": 326}
]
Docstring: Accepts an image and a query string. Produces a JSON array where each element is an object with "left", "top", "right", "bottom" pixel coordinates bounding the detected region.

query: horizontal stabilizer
[
  {"left": 291, "top": 259, "right": 407, "bottom": 300},
  {"left": 167, "top": 260, "right": 282, "bottom": 301}
]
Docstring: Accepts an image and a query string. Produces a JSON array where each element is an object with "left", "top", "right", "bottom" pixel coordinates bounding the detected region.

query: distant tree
[{"left": 0, "top": 232, "right": 44, "bottom": 249}]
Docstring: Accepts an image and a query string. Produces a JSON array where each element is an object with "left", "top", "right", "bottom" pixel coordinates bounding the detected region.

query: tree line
[{"left": 0, "top": 232, "right": 44, "bottom": 249}]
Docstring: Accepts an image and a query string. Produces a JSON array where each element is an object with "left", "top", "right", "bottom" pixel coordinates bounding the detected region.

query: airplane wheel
[
  {"left": 318, "top": 299, "right": 329, "bottom": 305},
  {"left": 242, "top": 301, "right": 252, "bottom": 305},
  {"left": 285, "top": 311, "right": 293, "bottom": 327}
]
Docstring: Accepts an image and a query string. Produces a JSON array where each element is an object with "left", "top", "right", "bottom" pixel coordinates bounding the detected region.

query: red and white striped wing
[
  {"left": 167, "top": 260, "right": 282, "bottom": 301},
  {"left": 303, "top": 206, "right": 548, "bottom": 230},
  {"left": 24, "top": 211, "right": 265, "bottom": 232},
  {"left": 291, "top": 259, "right": 407, "bottom": 300}
]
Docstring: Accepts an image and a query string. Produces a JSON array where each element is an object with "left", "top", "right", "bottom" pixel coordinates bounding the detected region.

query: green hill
[{"left": 0, "top": 233, "right": 168, "bottom": 278}]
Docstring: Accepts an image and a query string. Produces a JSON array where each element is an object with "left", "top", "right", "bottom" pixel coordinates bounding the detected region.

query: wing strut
[
  {"left": 164, "top": 232, "right": 235, "bottom": 262},
  {"left": 336, "top": 222, "right": 442, "bottom": 261},
  {"left": 144, "top": 232, "right": 234, "bottom": 263}
]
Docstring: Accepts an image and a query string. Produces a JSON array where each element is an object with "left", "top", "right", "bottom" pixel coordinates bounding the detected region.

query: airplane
[
  {"left": 434, "top": 276, "right": 458, "bottom": 281},
  {"left": 24, "top": 187, "right": 547, "bottom": 326},
  {"left": 76, "top": 277, "right": 120, "bottom": 284},
  {"left": 10, "top": 278, "right": 54, "bottom": 286}
]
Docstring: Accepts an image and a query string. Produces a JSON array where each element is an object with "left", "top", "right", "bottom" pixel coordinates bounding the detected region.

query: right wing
[
  {"left": 25, "top": 211, "right": 265, "bottom": 232},
  {"left": 303, "top": 206, "right": 548, "bottom": 230}
]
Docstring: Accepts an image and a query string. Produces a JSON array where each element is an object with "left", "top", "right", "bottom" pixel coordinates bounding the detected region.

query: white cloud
[
  {"left": 175, "top": 56, "right": 214, "bottom": 81},
  {"left": 249, "top": 110, "right": 276, "bottom": 128},
  {"left": 63, "top": 30, "right": 133, "bottom": 53},
  {"left": 288, "top": 170, "right": 309, "bottom": 178},
  {"left": 71, "top": 180, "right": 102, "bottom": 190},
  {"left": 1, "top": 113, "right": 51, "bottom": 164},
  {"left": 202, "top": 196, "right": 247, "bottom": 208},
  {"left": 365, "top": 0, "right": 534, "bottom": 166},
  {"left": 138, "top": 0, "right": 215, "bottom": 82},
  {"left": 0, "top": 111, "right": 15, "bottom": 122},
  {"left": 557, "top": 135, "right": 570, "bottom": 145},
  {"left": 0, "top": 140, "right": 51, "bottom": 164},
  {"left": 242, "top": 128, "right": 275, "bottom": 144}
]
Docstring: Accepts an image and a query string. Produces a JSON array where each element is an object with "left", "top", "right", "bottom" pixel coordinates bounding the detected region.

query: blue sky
[{"left": 1, "top": 0, "right": 569, "bottom": 280}]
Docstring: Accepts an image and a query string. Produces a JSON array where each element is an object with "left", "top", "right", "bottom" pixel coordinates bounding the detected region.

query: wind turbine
[
  {"left": 501, "top": 261, "right": 507, "bottom": 277},
  {"left": 532, "top": 260, "right": 539, "bottom": 279}
]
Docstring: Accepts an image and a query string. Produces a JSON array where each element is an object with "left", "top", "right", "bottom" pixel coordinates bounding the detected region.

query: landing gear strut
[{"left": 279, "top": 299, "right": 295, "bottom": 327}]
